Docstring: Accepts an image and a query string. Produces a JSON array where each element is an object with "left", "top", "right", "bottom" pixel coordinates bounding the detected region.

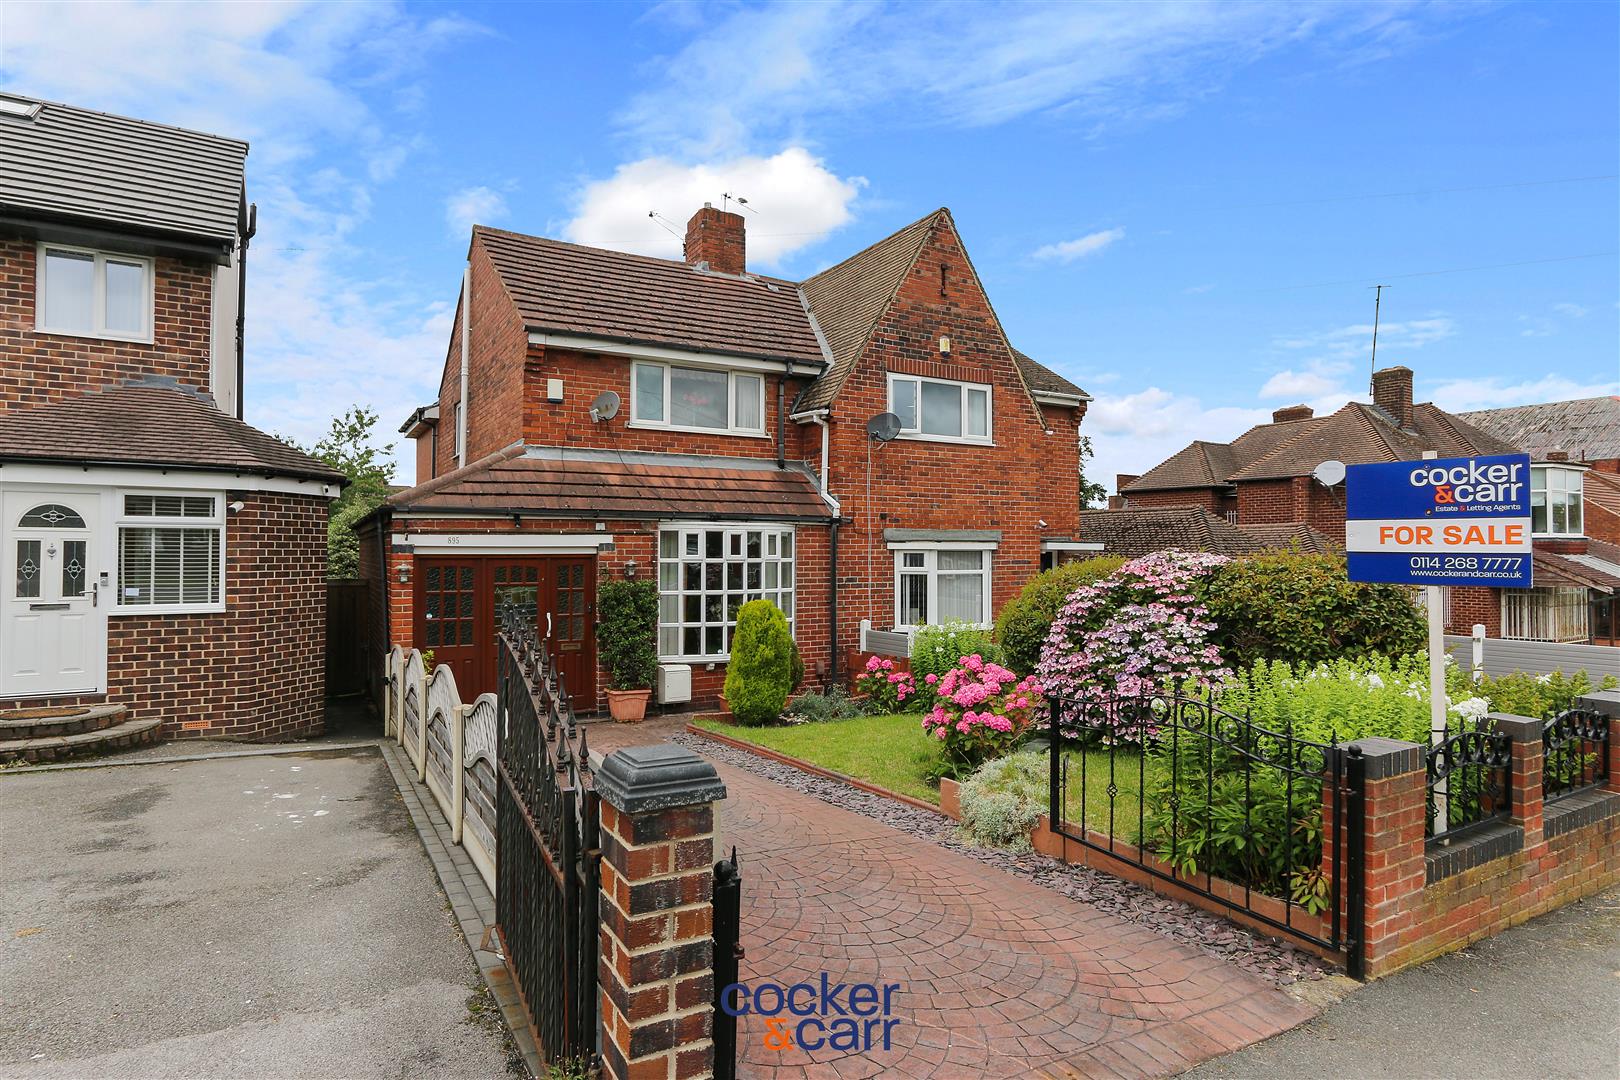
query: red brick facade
[{"left": 0, "top": 235, "right": 214, "bottom": 414}]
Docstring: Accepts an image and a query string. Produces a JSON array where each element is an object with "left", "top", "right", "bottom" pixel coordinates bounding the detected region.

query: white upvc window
[
  {"left": 115, "top": 492, "right": 225, "bottom": 613},
  {"left": 1501, "top": 586, "right": 1589, "bottom": 643},
  {"left": 656, "top": 525, "right": 795, "bottom": 659},
  {"left": 887, "top": 373, "right": 992, "bottom": 443},
  {"left": 1530, "top": 466, "right": 1584, "bottom": 537},
  {"left": 893, "top": 546, "right": 993, "bottom": 629},
  {"left": 631, "top": 362, "right": 766, "bottom": 435},
  {"left": 36, "top": 243, "right": 154, "bottom": 342}
]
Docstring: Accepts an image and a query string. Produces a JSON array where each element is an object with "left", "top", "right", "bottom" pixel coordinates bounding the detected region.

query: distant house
[
  {"left": 0, "top": 93, "right": 342, "bottom": 753},
  {"left": 362, "top": 207, "right": 1090, "bottom": 709},
  {"left": 1078, "top": 505, "right": 1333, "bottom": 559},
  {"left": 1115, "top": 366, "right": 1620, "bottom": 646},
  {"left": 1460, "top": 396, "right": 1620, "bottom": 474}
]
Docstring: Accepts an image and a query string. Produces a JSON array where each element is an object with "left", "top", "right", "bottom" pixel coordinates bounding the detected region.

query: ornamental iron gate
[
  {"left": 1047, "top": 695, "right": 1365, "bottom": 975},
  {"left": 495, "top": 604, "right": 600, "bottom": 1069}
]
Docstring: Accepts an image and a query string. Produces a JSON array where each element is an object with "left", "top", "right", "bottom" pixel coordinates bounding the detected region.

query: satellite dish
[
  {"left": 866, "top": 412, "right": 902, "bottom": 443},
  {"left": 589, "top": 391, "right": 621, "bottom": 423},
  {"left": 1313, "top": 459, "right": 1347, "bottom": 487}
]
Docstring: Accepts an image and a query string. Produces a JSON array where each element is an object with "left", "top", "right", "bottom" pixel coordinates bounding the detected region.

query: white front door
[{"left": 1, "top": 493, "right": 107, "bottom": 696}]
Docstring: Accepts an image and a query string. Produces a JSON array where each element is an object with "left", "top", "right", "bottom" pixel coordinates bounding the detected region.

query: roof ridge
[
  {"left": 6, "top": 92, "right": 250, "bottom": 150},
  {"left": 801, "top": 208, "right": 945, "bottom": 289},
  {"left": 472, "top": 223, "right": 799, "bottom": 286}
]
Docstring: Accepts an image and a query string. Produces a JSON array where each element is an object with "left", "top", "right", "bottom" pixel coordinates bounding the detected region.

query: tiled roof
[
  {"left": 795, "top": 211, "right": 940, "bottom": 409},
  {"left": 1080, "top": 505, "right": 1267, "bottom": 558},
  {"left": 1459, "top": 397, "right": 1620, "bottom": 461},
  {"left": 0, "top": 93, "right": 245, "bottom": 249},
  {"left": 1125, "top": 441, "right": 1242, "bottom": 492},
  {"left": 1582, "top": 469, "right": 1620, "bottom": 519},
  {"left": 1011, "top": 349, "right": 1089, "bottom": 401},
  {"left": 475, "top": 226, "right": 826, "bottom": 365},
  {"left": 1532, "top": 551, "right": 1620, "bottom": 591},
  {"left": 0, "top": 376, "right": 343, "bottom": 483},
  {"left": 388, "top": 445, "right": 833, "bottom": 522},
  {"left": 1234, "top": 522, "right": 1337, "bottom": 554}
]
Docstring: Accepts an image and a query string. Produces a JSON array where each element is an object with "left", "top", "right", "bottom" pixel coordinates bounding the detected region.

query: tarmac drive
[
  {"left": 0, "top": 746, "right": 515, "bottom": 1079},
  {"left": 1182, "top": 885, "right": 1620, "bottom": 1080}
]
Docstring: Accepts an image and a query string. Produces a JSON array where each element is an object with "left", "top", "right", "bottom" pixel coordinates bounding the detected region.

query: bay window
[
  {"left": 657, "top": 525, "right": 794, "bottom": 658},
  {"left": 632, "top": 362, "right": 766, "bottom": 435},
  {"left": 37, "top": 243, "right": 153, "bottom": 341},
  {"left": 888, "top": 373, "right": 991, "bottom": 442},
  {"left": 894, "top": 547, "right": 992, "bottom": 628},
  {"left": 117, "top": 493, "right": 224, "bottom": 611},
  {"left": 1530, "top": 466, "right": 1584, "bottom": 537}
]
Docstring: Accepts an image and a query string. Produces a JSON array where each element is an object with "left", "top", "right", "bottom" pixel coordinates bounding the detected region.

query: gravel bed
[{"left": 677, "top": 731, "right": 1331, "bottom": 988}]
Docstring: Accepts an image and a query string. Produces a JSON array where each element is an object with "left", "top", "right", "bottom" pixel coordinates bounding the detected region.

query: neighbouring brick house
[
  {"left": 363, "top": 206, "right": 1089, "bottom": 710},
  {"left": 1078, "top": 504, "right": 1334, "bottom": 559},
  {"left": 1115, "top": 365, "right": 1620, "bottom": 645},
  {"left": 0, "top": 93, "right": 342, "bottom": 752}
]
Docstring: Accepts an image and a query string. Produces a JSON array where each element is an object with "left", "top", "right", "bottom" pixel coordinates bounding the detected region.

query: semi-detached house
[{"left": 364, "top": 206, "right": 1090, "bottom": 710}]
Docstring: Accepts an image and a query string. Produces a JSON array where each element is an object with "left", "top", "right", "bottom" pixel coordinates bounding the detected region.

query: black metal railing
[
  {"left": 1543, "top": 707, "right": 1610, "bottom": 802},
  {"left": 712, "top": 850, "right": 744, "bottom": 1080},
  {"left": 1425, "top": 720, "right": 1510, "bottom": 841},
  {"left": 495, "top": 603, "right": 599, "bottom": 1070},
  {"left": 1046, "top": 694, "right": 1361, "bottom": 967}
]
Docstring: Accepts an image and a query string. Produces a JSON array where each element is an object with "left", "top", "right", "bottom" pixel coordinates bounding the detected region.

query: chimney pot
[
  {"left": 684, "top": 205, "right": 746, "bottom": 275},
  {"left": 1371, "top": 365, "right": 1415, "bottom": 428},
  {"left": 1272, "top": 404, "right": 1315, "bottom": 423}
]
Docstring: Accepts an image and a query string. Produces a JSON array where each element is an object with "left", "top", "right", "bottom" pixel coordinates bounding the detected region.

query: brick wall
[
  {"left": 1446, "top": 585, "right": 1502, "bottom": 637},
  {"left": 434, "top": 241, "right": 531, "bottom": 476},
  {"left": 1124, "top": 487, "right": 1233, "bottom": 515},
  {"left": 0, "top": 235, "right": 215, "bottom": 412}
]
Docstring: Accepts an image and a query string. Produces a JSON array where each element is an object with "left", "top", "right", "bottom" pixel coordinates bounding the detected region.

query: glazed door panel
[
  {"left": 543, "top": 558, "right": 596, "bottom": 711},
  {"left": 416, "top": 560, "right": 482, "bottom": 694}
]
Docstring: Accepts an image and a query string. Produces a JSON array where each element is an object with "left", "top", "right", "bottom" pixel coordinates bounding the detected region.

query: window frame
[
  {"left": 113, "top": 491, "right": 226, "bottom": 615},
  {"left": 1530, "top": 465, "right": 1584, "bottom": 538},
  {"left": 629, "top": 361, "right": 769, "bottom": 437},
  {"left": 890, "top": 542, "right": 995, "bottom": 631},
  {"left": 655, "top": 524, "right": 795, "bottom": 661},
  {"left": 886, "top": 373, "right": 993, "bottom": 444},
  {"left": 35, "top": 242, "right": 156, "bottom": 343}
]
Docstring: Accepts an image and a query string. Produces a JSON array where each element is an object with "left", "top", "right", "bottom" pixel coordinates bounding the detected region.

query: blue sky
[{"left": 2, "top": 1, "right": 1615, "bottom": 485}]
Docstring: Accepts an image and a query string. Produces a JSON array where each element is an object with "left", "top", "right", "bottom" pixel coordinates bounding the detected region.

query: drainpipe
[
  {"left": 234, "top": 200, "right": 256, "bottom": 419},
  {"left": 776, "top": 375, "right": 786, "bottom": 469},
  {"left": 829, "top": 516, "right": 844, "bottom": 688},
  {"left": 458, "top": 265, "right": 470, "bottom": 467}
]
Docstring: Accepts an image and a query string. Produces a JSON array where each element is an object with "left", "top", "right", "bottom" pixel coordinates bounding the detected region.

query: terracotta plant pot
[{"left": 606, "top": 688, "right": 652, "bottom": 723}]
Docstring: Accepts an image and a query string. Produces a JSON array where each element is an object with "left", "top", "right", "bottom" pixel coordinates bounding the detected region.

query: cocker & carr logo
[
  {"left": 722, "top": 975, "right": 903, "bottom": 1052},
  {"left": 1406, "top": 459, "right": 1525, "bottom": 508}
]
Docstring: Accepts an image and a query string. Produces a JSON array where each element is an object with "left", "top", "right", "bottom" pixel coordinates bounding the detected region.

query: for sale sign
[{"left": 1346, "top": 453, "right": 1534, "bottom": 588}]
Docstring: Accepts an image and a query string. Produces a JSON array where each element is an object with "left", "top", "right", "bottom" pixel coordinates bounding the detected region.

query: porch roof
[
  {"left": 1531, "top": 551, "right": 1620, "bottom": 591},
  {"left": 386, "top": 444, "right": 835, "bottom": 523}
]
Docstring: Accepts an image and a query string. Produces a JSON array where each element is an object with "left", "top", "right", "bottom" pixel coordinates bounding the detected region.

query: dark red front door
[{"left": 415, "top": 556, "right": 598, "bottom": 709}]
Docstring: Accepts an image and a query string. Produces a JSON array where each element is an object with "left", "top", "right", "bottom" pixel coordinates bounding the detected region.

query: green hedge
[
  {"left": 993, "top": 556, "right": 1126, "bottom": 675},
  {"left": 595, "top": 580, "right": 658, "bottom": 691}
]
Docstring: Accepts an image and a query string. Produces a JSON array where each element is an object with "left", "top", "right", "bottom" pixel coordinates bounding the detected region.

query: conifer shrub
[{"left": 723, "top": 600, "right": 795, "bottom": 726}]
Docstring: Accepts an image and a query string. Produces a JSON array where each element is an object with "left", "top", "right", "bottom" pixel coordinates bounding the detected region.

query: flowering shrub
[
  {"left": 854, "top": 656, "right": 918, "bottom": 713},
  {"left": 920, "top": 654, "right": 1044, "bottom": 779},
  {"left": 910, "top": 620, "right": 1004, "bottom": 707},
  {"left": 1037, "top": 550, "right": 1231, "bottom": 743}
]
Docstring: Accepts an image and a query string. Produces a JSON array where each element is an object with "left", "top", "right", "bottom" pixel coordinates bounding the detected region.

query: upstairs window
[
  {"left": 1531, "top": 466, "right": 1583, "bottom": 537},
  {"left": 631, "top": 362, "right": 765, "bottom": 435},
  {"left": 888, "top": 374, "right": 991, "bottom": 442},
  {"left": 36, "top": 243, "right": 152, "bottom": 341}
]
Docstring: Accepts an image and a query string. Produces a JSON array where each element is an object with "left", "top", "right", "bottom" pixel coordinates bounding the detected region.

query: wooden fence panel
[{"left": 326, "top": 580, "right": 369, "bottom": 697}]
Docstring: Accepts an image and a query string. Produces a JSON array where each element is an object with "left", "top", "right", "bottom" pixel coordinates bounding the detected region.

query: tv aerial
[
  {"left": 589, "top": 391, "right": 621, "bottom": 423},
  {"left": 1312, "top": 459, "right": 1346, "bottom": 487},
  {"left": 866, "top": 412, "right": 901, "bottom": 443}
]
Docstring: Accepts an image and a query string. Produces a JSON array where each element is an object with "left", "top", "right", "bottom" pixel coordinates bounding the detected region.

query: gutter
[
  {"left": 788, "top": 407, "right": 835, "bottom": 508},
  {"left": 0, "top": 452, "right": 344, "bottom": 488}
]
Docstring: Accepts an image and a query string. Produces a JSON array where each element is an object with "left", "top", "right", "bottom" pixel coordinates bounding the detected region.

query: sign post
[{"left": 1344, "top": 452, "right": 1534, "bottom": 837}]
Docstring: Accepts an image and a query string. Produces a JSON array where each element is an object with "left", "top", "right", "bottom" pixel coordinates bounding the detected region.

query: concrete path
[
  {"left": 1182, "top": 885, "right": 1620, "bottom": 1080},
  {"left": 0, "top": 745, "right": 517, "bottom": 1079}
]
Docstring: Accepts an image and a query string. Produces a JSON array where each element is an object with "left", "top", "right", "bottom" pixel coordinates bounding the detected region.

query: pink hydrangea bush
[
  {"left": 1036, "top": 550, "right": 1232, "bottom": 745},
  {"left": 854, "top": 655, "right": 919, "bottom": 713},
  {"left": 920, "top": 654, "right": 1045, "bottom": 779}
]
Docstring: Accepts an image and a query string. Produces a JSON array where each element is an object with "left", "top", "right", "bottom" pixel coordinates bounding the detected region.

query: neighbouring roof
[
  {"left": 1583, "top": 469, "right": 1620, "bottom": 519},
  {"left": 0, "top": 93, "right": 246, "bottom": 248},
  {"left": 0, "top": 376, "right": 343, "bottom": 484},
  {"left": 1126, "top": 400, "right": 1520, "bottom": 493},
  {"left": 1011, "top": 349, "right": 1088, "bottom": 401},
  {"left": 387, "top": 445, "right": 833, "bottom": 522},
  {"left": 1079, "top": 505, "right": 1334, "bottom": 559},
  {"left": 475, "top": 226, "right": 825, "bottom": 365},
  {"left": 1459, "top": 397, "right": 1620, "bottom": 462},
  {"left": 1533, "top": 550, "right": 1620, "bottom": 592}
]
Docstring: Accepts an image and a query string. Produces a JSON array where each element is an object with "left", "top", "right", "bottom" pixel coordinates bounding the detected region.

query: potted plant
[{"left": 596, "top": 579, "right": 659, "bottom": 722}]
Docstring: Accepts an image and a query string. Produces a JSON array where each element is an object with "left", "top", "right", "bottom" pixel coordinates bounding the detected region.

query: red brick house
[
  {"left": 364, "top": 206, "right": 1089, "bottom": 709},
  {"left": 1116, "top": 365, "right": 1620, "bottom": 645},
  {"left": 0, "top": 93, "right": 342, "bottom": 754}
]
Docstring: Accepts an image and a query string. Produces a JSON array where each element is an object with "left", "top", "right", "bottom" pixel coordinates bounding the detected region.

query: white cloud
[
  {"left": 1274, "top": 316, "right": 1457, "bottom": 360},
  {"left": 1259, "top": 368, "right": 1343, "bottom": 400},
  {"left": 1427, "top": 374, "right": 1620, "bottom": 413},
  {"left": 445, "top": 186, "right": 508, "bottom": 240},
  {"left": 1553, "top": 302, "right": 1588, "bottom": 318},
  {"left": 1032, "top": 227, "right": 1125, "bottom": 263},
  {"left": 1084, "top": 386, "right": 1271, "bottom": 495},
  {"left": 564, "top": 148, "right": 865, "bottom": 268}
]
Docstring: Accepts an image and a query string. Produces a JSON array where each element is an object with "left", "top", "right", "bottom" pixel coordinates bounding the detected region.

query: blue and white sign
[{"left": 1345, "top": 453, "right": 1534, "bottom": 588}]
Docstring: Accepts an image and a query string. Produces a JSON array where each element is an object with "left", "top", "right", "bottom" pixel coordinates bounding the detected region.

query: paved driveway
[{"left": 0, "top": 747, "right": 514, "bottom": 1079}]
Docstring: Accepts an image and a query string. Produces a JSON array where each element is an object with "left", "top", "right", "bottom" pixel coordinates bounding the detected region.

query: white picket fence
[{"left": 384, "top": 646, "right": 498, "bottom": 893}]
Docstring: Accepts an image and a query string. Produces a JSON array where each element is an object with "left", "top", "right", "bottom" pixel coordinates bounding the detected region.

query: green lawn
[{"left": 691, "top": 713, "right": 1167, "bottom": 841}]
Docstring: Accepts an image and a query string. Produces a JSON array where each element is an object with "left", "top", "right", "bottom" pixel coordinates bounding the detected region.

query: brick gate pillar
[
  {"left": 1575, "top": 690, "right": 1620, "bottom": 791},
  {"left": 1339, "top": 737, "right": 1426, "bottom": 979},
  {"left": 594, "top": 745, "right": 728, "bottom": 1080},
  {"left": 1492, "top": 712, "right": 1544, "bottom": 847}
]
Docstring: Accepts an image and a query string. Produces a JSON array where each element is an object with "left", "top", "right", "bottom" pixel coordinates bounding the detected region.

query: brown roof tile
[
  {"left": 0, "top": 376, "right": 344, "bottom": 483},
  {"left": 388, "top": 445, "right": 833, "bottom": 522},
  {"left": 1011, "top": 349, "right": 1088, "bottom": 400},
  {"left": 1459, "top": 396, "right": 1620, "bottom": 461},
  {"left": 1234, "top": 522, "right": 1337, "bottom": 554},
  {"left": 1080, "top": 505, "right": 1267, "bottom": 558},
  {"left": 474, "top": 226, "right": 826, "bottom": 365}
]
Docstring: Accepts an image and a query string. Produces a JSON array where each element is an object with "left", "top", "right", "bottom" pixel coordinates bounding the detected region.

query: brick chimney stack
[
  {"left": 1371, "top": 365, "right": 1414, "bottom": 428},
  {"left": 1272, "top": 404, "right": 1315, "bottom": 423},
  {"left": 684, "top": 203, "right": 746, "bottom": 275}
]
